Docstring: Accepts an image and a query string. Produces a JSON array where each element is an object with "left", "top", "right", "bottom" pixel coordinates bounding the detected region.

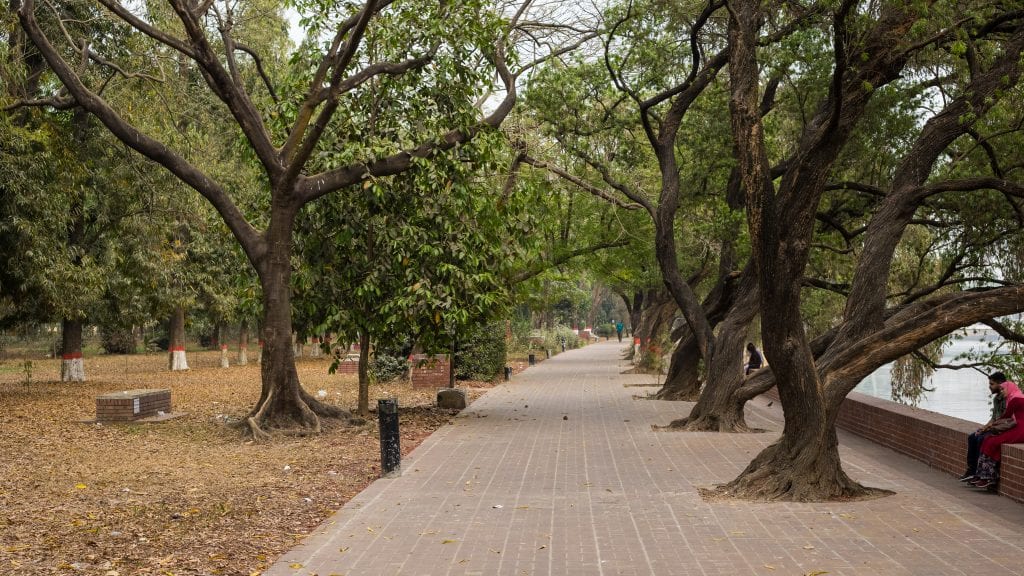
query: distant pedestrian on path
[
  {"left": 970, "top": 377, "right": 1024, "bottom": 489},
  {"left": 959, "top": 372, "right": 1009, "bottom": 482},
  {"left": 744, "top": 342, "right": 763, "bottom": 375},
  {"left": 615, "top": 321, "right": 624, "bottom": 342}
]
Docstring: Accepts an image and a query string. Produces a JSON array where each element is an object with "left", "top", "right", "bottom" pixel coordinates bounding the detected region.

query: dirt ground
[{"left": 0, "top": 350, "right": 500, "bottom": 575}]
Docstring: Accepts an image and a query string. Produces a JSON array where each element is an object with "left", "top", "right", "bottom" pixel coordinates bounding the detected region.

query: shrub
[
  {"left": 100, "top": 325, "right": 137, "bottom": 354},
  {"left": 456, "top": 322, "right": 507, "bottom": 381},
  {"left": 371, "top": 354, "right": 408, "bottom": 382}
]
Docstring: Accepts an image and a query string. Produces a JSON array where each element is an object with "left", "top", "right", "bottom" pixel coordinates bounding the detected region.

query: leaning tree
[
  {"left": 12, "top": 0, "right": 596, "bottom": 437},
  {"left": 724, "top": 0, "right": 1024, "bottom": 500},
  {"left": 525, "top": 0, "right": 784, "bottom": 426}
]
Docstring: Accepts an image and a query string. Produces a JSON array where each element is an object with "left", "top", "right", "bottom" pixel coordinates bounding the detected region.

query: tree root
[
  {"left": 239, "top": 387, "right": 364, "bottom": 441},
  {"left": 703, "top": 442, "right": 894, "bottom": 502},
  {"left": 651, "top": 388, "right": 701, "bottom": 402},
  {"left": 654, "top": 414, "right": 761, "bottom": 433}
]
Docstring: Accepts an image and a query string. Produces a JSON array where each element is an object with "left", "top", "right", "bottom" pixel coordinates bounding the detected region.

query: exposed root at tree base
[
  {"left": 241, "top": 394, "right": 363, "bottom": 442},
  {"left": 652, "top": 416, "right": 764, "bottom": 433},
  {"left": 620, "top": 366, "right": 657, "bottom": 375},
  {"left": 651, "top": 389, "right": 701, "bottom": 401},
  {"left": 699, "top": 482, "right": 893, "bottom": 503}
]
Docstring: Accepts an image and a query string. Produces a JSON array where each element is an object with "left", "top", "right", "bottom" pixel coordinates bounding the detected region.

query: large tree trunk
[
  {"left": 168, "top": 307, "right": 188, "bottom": 371},
  {"left": 716, "top": 408, "right": 885, "bottom": 501},
  {"left": 653, "top": 334, "right": 701, "bottom": 400},
  {"left": 722, "top": 0, "right": 923, "bottom": 499},
  {"left": 633, "top": 290, "right": 675, "bottom": 372},
  {"left": 60, "top": 318, "right": 85, "bottom": 382},
  {"left": 246, "top": 218, "right": 352, "bottom": 440},
  {"left": 666, "top": 281, "right": 759, "bottom": 431}
]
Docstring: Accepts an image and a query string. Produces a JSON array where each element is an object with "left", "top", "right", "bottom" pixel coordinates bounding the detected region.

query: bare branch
[
  {"left": 511, "top": 239, "right": 631, "bottom": 284},
  {"left": 520, "top": 153, "right": 642, "bottom": 210},
  {"left": 234, "top": 42, "right": 278, "bottom": 103}
]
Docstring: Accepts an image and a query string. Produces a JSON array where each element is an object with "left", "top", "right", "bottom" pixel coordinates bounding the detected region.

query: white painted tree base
[
  {"left": 170, "top": 350, "right": 189, "bottom": 371},
  {"left": 238, "top": 348, "right": 248, "bottom": 366},
  {"left": 61, "top": 358, "right": 85, "bottom": 382},
  {"left": 310, "top": 343, "right": 322, "bottom": 358},
  {"left": 220, "top": 347, "right": 230, "bottom": 368}
]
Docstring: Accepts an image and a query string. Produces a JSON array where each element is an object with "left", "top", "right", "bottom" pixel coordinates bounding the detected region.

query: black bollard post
[
  {"left": 504, "top": 366, "right": 512, "bottom": 381},
  {"left": 378, "top": 398, "right": 401, "bottom": 476},
  {"left": 528, "top": 353, "right": 536, "bottom": 366}
]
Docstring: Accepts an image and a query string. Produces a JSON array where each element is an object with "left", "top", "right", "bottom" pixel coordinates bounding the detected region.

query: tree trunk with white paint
[
  {"left": 168, "top": 307, "right": 188, "bottom": 371},
  {"left": 60, "top": 318, "right": 85, "bottom": 382}
]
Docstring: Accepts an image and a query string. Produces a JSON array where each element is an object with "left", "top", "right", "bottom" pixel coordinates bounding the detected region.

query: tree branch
[
  {"left": 520, "top": 153, "right": 642, "bottom": 210},
  {"left": 511, "top": 239, "right": 631, "bottom": 284}
]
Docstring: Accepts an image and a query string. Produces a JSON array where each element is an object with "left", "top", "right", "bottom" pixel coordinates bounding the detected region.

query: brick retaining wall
[
  {"left": 764, "top": 387, "right": 1024, "bottom": 503},
  {"left": 409, "top": 354, "right": 450, "bottom": 389}
]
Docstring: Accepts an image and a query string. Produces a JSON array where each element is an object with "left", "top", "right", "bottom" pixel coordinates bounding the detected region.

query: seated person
[
  {"left": 959, "top": 372, "right": 1009, "bottom": 482},
  {"left": 971, "top": 378, "right": 1024, "bottom": 489},
  {"left": 744, "top": 342, "right": 763, "bottom": 375}
]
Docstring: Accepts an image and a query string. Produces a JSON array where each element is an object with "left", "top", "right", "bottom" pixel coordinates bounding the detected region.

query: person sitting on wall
[
  {"left": 744, "top": 342, "right": 763, "bottom": 376},
  {"left": 970, "top": 377, "right": 1024, "bottom": 490},
  {"left": 958, "top": 372, "right": 1009, "bottom": 482}
]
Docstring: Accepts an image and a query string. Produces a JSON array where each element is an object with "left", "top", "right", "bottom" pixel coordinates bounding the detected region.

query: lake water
[{"left": 854, "top": 333, "right": 1002, "bottom": 425}]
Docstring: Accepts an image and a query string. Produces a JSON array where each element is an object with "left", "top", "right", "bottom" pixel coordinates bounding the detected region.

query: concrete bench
[{"left": 96, "top": 389, "right": 172, "bottom": 422}]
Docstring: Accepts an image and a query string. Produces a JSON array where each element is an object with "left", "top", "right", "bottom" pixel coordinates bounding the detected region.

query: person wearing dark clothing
[
  {"left": 959, "top": 372, "right": 1010, "bottom": 482},
  {"left": 971, "top": 379, "right": 1024, "bottom": 489},
  {"left": 744, "top": 343, "right": 763, "bottom": 376},
  {"left": 615, "top": 321, "right": 624, "bottom": 342}
]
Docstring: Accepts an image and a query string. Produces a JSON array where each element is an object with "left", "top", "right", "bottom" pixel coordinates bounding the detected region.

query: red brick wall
[
  {"left": 96, "top": 389, "right": 172, "bottom": 422},
  {"left": 334, "top": 360, "right": 360, "bottom": 374},
  {"left": 764, "top": 387, "right": 1024, "bottom": 503},
  {"left": 1002, "top": 445, "right": 1024, "bottom": 502},
  {"left": 409, "top": 354, "right": 450, "bottom": 389}
]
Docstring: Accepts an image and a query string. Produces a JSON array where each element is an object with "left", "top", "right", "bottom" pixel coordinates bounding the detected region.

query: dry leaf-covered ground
[{"left": 0, "top": 351, "right": 496, "bottom": 575}]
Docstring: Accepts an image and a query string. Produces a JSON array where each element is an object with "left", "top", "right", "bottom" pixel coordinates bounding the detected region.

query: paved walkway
[{"left": 267, "top": 341, "right": 1024, "bottom": 575}]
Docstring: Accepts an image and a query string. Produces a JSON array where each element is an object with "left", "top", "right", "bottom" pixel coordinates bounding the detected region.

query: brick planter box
[
  {"left": 409, "top": 354, "right": 450, "bottom": 389},
  {"left": 96, "top": 389, "right": 172, "bottom": 422},
  {"left": 765, "top": 387, "right": 1024, "bottom": 503}
]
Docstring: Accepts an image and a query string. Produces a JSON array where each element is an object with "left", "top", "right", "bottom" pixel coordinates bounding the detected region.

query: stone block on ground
[
  {"left": 436, "top": 388, "right": 467, "bottom": 409},
  {"left": 96, "top": 389, "right": 172, "bottom": 422}
]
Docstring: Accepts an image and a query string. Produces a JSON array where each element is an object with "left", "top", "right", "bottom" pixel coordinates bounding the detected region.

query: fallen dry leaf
[{"left": 0, "top": 350, "right": 488, "bottom": 576}]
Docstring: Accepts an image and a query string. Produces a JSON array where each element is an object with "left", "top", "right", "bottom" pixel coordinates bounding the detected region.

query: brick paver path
[{"left": 267, "top": 341, "right": 1024, "bottom": 575}]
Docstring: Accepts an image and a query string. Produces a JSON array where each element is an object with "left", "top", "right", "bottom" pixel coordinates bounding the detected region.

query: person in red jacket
[{"left": 971, "top": 379, "right": 1024, "bottom": 489}]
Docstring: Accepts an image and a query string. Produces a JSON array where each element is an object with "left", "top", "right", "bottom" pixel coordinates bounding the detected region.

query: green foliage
[
  {"left": 100, "top": 325, "right": 137, "bottom": 355},
  {"left": 456, "top": 321, "right": 507, "bottom": 381},
  {"left": 371, "top": 354, "right": 409, "bottom": 383},
  {"left": 295, "top": 131, "right": 528, "bottom": 356}
]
